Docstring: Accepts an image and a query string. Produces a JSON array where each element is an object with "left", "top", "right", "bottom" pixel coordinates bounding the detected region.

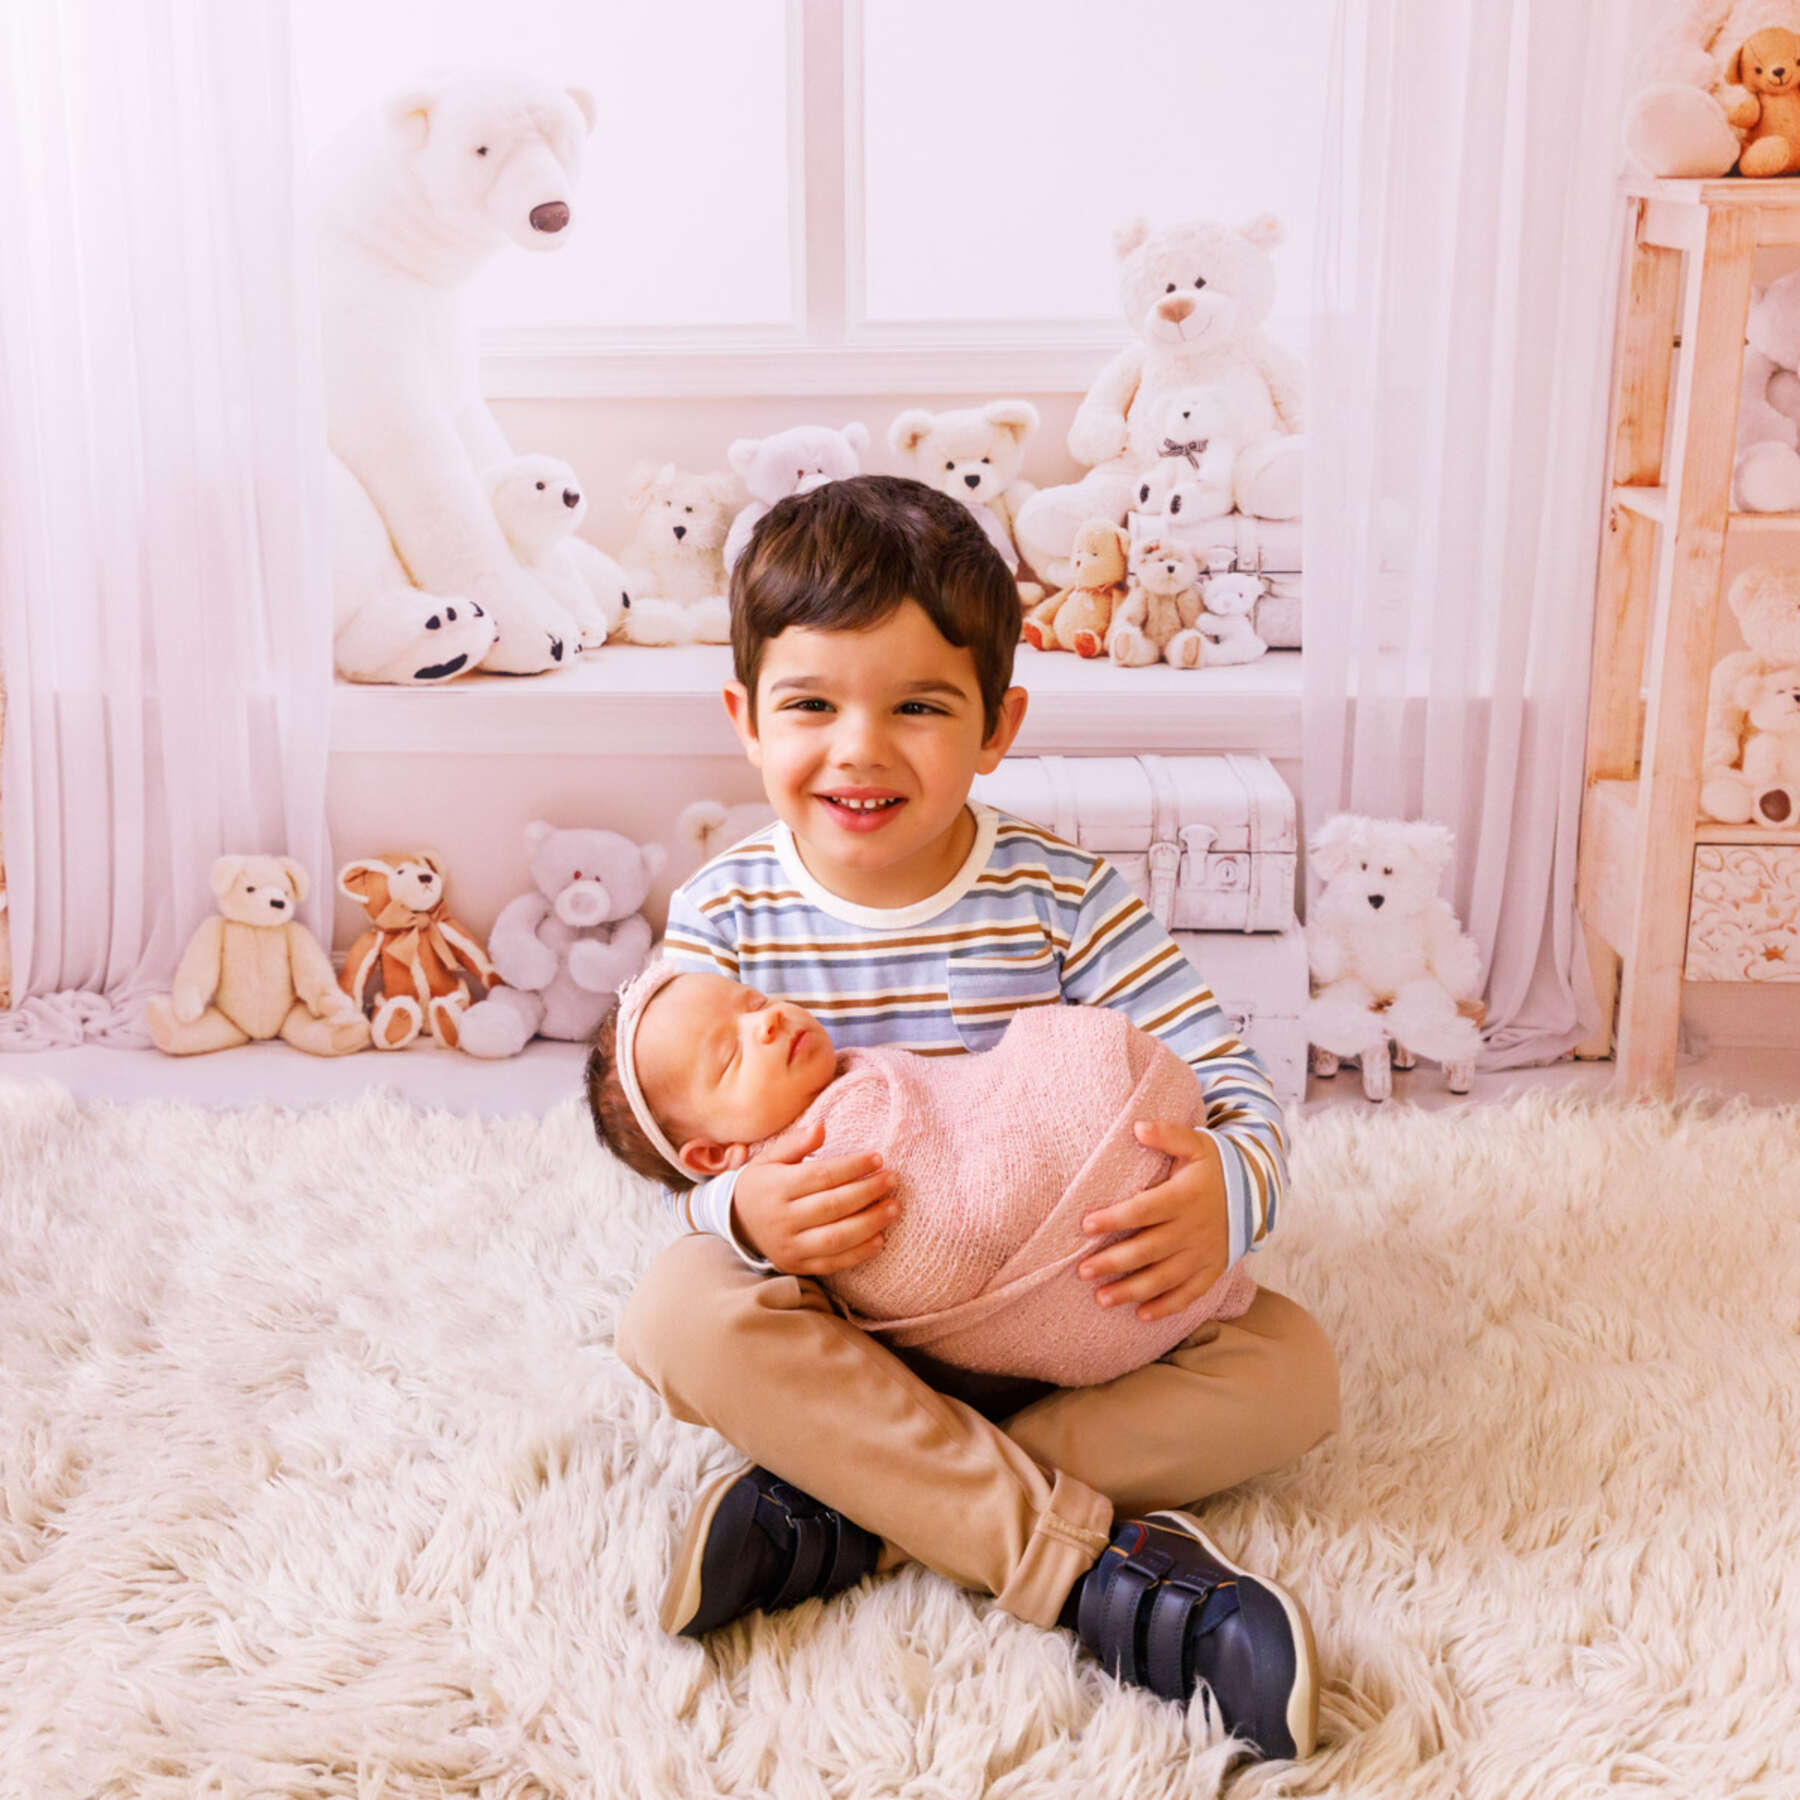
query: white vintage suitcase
[
  {"left": 1127, "top": 509, "right": 1302, "bottom": 575},
  {"left": 1179, "top": 925, "right": 1309, "bottom": 1105},
  {"left": 972, "top": 754, "right": 1297, "bottom": 934}
]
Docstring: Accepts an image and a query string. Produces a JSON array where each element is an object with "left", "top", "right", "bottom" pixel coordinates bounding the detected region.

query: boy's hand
[
  {"left": 1076, "top": 1120, "right": 1231, "bottom": 1323},
  {"left": 731, "top": 1120, "right": 900, "bottom": 1277}
]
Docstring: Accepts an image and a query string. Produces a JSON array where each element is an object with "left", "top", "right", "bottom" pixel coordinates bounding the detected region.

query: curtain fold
[
  {"left": 1304, "top": 0, "right": 1635, "bottom": 1067},
  {"left": 0, "top": 0, "right": 333, "bottom": 1049}
]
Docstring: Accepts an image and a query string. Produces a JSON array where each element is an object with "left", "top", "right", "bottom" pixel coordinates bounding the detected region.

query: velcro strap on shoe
[
  {"left": 767, "top": 1508, "right": 834, "bottom": 1612},
  {"left": 1093, "top": 1552, "right": 1162, "bottom": 1687},
  {"left": 1145, "top": 1571, "right": 1225, "bottom": 1702}
]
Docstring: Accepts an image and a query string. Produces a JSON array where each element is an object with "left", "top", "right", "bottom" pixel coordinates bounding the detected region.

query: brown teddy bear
[
  {"left": 1729, "top": 27, "right": 1800, "bottom": 175},
  {"left": 1109, "top": 536, "right": 1208, "bottom": 668},
  {"left": 147, "top": 855, "right": 369, "bottom": 1056},
  {"left": 1021, "top": 520, "right": 1130, "bottom": 657},
  {"left": 338, "top": 851, "right": 496, "bottom": 1050}
]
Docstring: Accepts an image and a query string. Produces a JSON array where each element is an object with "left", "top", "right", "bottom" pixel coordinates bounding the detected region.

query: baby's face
[{"left": 635, "top": 972, "right": 837, "bottom": 1173}]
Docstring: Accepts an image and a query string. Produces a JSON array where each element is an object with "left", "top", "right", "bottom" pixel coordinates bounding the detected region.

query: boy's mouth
[{"left": 816, "top": 789, "right": 906, "bottom": 832}]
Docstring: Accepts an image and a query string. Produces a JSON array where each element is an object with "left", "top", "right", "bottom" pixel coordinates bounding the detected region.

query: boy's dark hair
[
  {"left": 729, "top": 473, "right": 1019, "bottom": 737},
  {"left": 584, "top": 997, "right": 698, "bottom": 1190}
]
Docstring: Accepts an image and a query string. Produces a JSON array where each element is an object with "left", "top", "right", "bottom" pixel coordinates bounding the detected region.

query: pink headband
[{"left": 612, "top": 959, "right": 691, "bottom": 1179}]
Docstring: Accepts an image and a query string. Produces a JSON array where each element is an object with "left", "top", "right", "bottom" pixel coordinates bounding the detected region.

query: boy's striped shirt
[{"left": 659, "top": 803, "right": 1289, "bottom": 1273}]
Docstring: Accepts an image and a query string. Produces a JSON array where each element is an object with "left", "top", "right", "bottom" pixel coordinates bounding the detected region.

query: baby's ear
[{"left": 678, "top": 1138, "right": 750, "bottom": 1178}]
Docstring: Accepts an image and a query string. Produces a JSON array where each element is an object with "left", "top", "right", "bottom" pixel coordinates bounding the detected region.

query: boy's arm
[{"left": 1060, "top": 860, "right": 1289, "bottom": 1266}]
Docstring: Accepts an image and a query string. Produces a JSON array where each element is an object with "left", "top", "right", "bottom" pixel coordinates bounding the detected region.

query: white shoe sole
[{"left": 1146, "top": 1509, "right": 1320, "bottom": 1760}]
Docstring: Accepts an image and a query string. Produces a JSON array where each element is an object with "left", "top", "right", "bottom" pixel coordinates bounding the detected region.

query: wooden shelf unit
[{"left": 1578, "top": 180, "right": 1800, "bottom": 1096}]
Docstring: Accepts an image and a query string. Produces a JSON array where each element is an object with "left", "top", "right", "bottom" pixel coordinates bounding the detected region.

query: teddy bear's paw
[
  {"left": 1164, "top": 629, "right": 1206, "bottom": 670},
  {"left": 1360, "top": 1052, "right": 1393, "bottom": 1103},
  {"left": 1755, "top": 783, "right": 1797, "bottom": 828},
  {"left": 428, "top": 993, "right": 470, "bottom": 1048},
  {"left": 1445, "top": 1060, "right": 1476, "bottom": 1095},
  {"left": 1071, "top": 629, "right": 1102, "bottom": 659},
  {"left": 1308, "top": 1045, "right": 1340, "bottom": 1079},
  {"left": 1389, "top": 1041, "right": 1417, "bottom": 1071},
  {"left": 372, "top": 995, "right": 423, "bottom": 1050}
]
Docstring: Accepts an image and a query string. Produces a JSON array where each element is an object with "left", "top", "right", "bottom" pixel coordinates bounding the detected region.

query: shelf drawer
[{"left": 1684, "top": 844, "right": 1800, "bottom": 981}]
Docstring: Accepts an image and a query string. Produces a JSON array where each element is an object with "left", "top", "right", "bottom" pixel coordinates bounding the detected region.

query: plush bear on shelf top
[
  {"left": 723, "top": 423, "right": 870, "bottom": 575},
  {"left": 886, "top": 401, "right": 1041, "bottom": 584},
  {"left": 457, "top": 823, "right": 665, "bottom": 1058},
  {"left": 1013, "top": 214, "right": 1303, "bottom": 589},
  {"left": 616, "top": 462, "right": 740, "bottom": 646},
  {"left": 1302, "top": 815, "right": 1484, "bottom": 1101},
  {"left": 314, "top": 69, "right": 597, "bottom": 680}
]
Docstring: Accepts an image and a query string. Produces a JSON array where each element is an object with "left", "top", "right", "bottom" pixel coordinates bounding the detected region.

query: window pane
[
  {"left": 294, "top": 1, "right": 793, "bottom": 330},
  {"left": 859, "top": 0, "right": 1329, "bottom": 340}
]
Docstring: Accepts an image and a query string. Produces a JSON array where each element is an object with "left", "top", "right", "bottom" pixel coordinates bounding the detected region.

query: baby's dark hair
[
  {"left": 584, "top": 997, "right": 698, "bottom": 1190},
  {"left": 729, "top": 473, "right": 1020, "bottom": 737}
]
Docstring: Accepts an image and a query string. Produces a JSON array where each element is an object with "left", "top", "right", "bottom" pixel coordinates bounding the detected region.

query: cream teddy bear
[
  {"left": 1014, "top": 214, "right": 1303, "bottom": 587},
  {"left": 1733, "top": 273, "right": 1800, "bottom": 513},
  {"left": 314, "top": 71, "right": 597, "bottom": 678},
  {"left": 614, "top": 461, "right": 740, "bottom": 646},
  {"left": 1109, "top": 536, "right": 1207, "bottom": 669},
  {"left": 723, "top": 423, "right": 870, "bottom": 576},
  {"left": 488, "top": 454, "right": 627, "bottom": 653},
  {"left": 886, "top": 401, "right": 1042, "bottom": 589},
  {"left": 1702, "top": 565, "right": 1800, "bottom": 822},
  {"left": 1021, "top": 521, "right": 1131, "bottom": 657},
  {"left": 146, "top": 856, "right": 369, "bottom": 1056},
  {"left": 1302, "top": 816, "right": 1484, "bottom": 1101},
  {"left": 1132, "top": 388, "right": 1237, "bottom": 523},
  {"left": 1734, "top": 667, "right": 1800, "bottom": 827},
  {"left": 1196, "top": 572, "right": 1269, "bottom": 665}
]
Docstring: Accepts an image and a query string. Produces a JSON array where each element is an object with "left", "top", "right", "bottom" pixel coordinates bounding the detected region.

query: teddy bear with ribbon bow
[
  {"left": 338, "top": 850, "right": 497, "bottom": 1049},
  {"left": 1133, "top": 387, "right": 1238, "bottom": 523}
]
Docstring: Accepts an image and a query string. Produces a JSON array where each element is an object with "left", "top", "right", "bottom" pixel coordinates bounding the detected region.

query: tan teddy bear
[
  {"left": 1109, "top": 536, "right": 1208, "bottom": 669},
  {"left": 146, "top": 855, "right": 369, "bottom": 1056},
  {"left": 1020, "top": 521, "right": 1130, "bottom": 657},
  {"left": 1729, "top": 27, "right": 1800, "bottom": 174},
  {"left": 339, "top": 851, "right": 496, "bottom": 1050}
]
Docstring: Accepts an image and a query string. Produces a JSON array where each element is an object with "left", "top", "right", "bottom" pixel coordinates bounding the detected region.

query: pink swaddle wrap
[{"left": 776, "top": 1004, "right": 1256, "bottom": 1386}]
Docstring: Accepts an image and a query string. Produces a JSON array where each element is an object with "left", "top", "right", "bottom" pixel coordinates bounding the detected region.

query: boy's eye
[
  {"left": 897, "top": 701, "right": 943, "bottom": 715},
  {"left": 783, "top": 697, "right": 833, "bottom": 712}
]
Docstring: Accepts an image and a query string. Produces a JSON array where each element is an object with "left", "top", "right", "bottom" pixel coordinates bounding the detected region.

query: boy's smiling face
[{"left": 724, "top": 600, "right": 1028, "bottom": 908}]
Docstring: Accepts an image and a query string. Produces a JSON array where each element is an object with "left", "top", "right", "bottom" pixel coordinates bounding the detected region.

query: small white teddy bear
[
  {"left": 1132, "top": 387, "right": 1237, "bottom": 523},
  {"left": 1702, "top": 565, "right": 1800, "bottom": 823},
  {"left": 1196, "top": 572, "right": 1269, "bottom": 665},
  {"left": 1735, "top": 666, "right": 1800, "bottom": 828},
  {"left": 616, "top": 461, "right": 740, "bottom": 646},
  {"left": 487, "top": 454, "right": 624, "bottom": 653},
  {"left": 723, "top": 423, "right": 870, "bottom": 575},
  {"left": 1302, "top": 814, "right": 1485, "bottom": 1100},
  {"left": 1109, "top": 536, "right": 1207, "bottom": 668}
]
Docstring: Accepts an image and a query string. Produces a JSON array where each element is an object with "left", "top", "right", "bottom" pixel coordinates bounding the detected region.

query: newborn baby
[{"left": 587, "top": 962, "right": 1255, "bottom": 1386}]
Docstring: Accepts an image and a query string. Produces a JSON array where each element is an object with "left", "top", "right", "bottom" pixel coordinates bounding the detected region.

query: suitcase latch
[{"left": 1147, "top": 839, "right": 1181, "bottom": 928}]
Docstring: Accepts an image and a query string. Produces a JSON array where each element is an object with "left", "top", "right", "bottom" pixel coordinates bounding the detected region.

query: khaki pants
[{"left": 616, "top": 1233, "right": 1340, "bottom": 1629}]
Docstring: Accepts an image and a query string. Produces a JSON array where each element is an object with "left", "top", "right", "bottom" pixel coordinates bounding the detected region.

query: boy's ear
[
  {"left": 722, "top": 679, "right": 764, "bottom": 768},
  {"left": 976, "top": 685, "right": 1030, "bottom": 776},
  {"left": 678, "top": 1138, "right": 750, "bottom": 1178}
]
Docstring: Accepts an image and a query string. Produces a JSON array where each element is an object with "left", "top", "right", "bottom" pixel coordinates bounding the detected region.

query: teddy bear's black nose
[
  {"left": 562, "top": 488, "right": 580, "bottom": 508},
  {"left": 1776, "top": 64, "right": 1789, "bottom": 77},
  {"left": 530, "top": 201, "right": 569, "bottom": 233},
  {"left": 271, "top": 896, "right": 286, "bottom": 910},
  {"left": 964, "top": 473, "right": 981, "bottom": 488},
  {"left": 419, "top": 871, "right": 435, "bottom": 885},
  {"left": 673, "top": 524, "right": 687, "bottom": 540},
  {"left": 1368, "top": 893, "right": 1386, "bottom": 909}
]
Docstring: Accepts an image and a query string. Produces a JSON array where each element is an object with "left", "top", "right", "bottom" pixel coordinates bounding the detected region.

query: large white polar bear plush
[
  {"left": 312, "top": 70, "right": 597, "bottom": 680},
  {"left": 1625, "top": 0, "right": 1800, "bottom": 178},
  {"left": 1013, "top": 215, "right": 1304, "bottom": 590}
]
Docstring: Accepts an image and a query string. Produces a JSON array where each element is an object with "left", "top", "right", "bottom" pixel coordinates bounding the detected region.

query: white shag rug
[{"left": 1, "top": 1079, "right": 1797, "bottom": 1800}]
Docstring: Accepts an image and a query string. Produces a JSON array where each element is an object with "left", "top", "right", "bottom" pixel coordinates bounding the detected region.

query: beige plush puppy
[
  {"left": 147, "top": 856, "right": 369, "bottom": 1056},
  {"left": 1110, "top": 537, "right": 1208, "bottom": 669}
]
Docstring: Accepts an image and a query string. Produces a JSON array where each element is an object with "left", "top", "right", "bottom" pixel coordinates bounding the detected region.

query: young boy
[{"left": 609, "top": 475, "right": 1340, "bottom": 1761}]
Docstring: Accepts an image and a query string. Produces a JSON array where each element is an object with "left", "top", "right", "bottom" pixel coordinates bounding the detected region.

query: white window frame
[{"left": 480, "top": 0, "right": 1128, "bottom": 400}]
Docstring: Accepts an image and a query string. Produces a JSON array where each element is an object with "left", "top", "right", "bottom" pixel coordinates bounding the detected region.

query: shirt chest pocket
[{"left": 946, "top": 945, "right": 1063, "bottom": 1052}]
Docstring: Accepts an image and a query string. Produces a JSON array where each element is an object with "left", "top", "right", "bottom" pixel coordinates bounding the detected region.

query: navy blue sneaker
[
  {"left": 659, "top": 1463, "right": 882, "bottom": 1639},
  {"left": 1067, "top": 1511, "right": 1319, "bottom": 1760}
]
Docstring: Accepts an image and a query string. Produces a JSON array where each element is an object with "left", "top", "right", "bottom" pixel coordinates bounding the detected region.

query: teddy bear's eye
[
  {"left": 945, "top": 460, "right": 956, "bottom": 471},
  {"left": 535, "top": 481, "right": 546, "bottom": 491},
  {"left": 980, "top": 456, "right": 990, "bottom": 464},
  {"left": 1383, "top": 866, "right": 1394, "bottom": 877},
  {"left": 1165, "top": 282, "right": 1177, "bottom": 294},
  {"left": 797, "top": 468, "right": 805, "bottom": 479},
  {"left": 1170, "top": 494, "right": 1183, "bottom": 514},
  {"left": 476, "top": 145, "right": 489, "bottom": 157},
  {"left": 1194, "top": 275, "right": 1207, "bottom": 289},
  {"left": 1138, "top": 485, "right": 1150, "bottom": 503},
  {"left": 1360, "top": 861, "right": 1369, "bottom": 871},
  {"left": 684, "top": 505, "right": 693, "bottom": 513},
  {"left": 572, "top": 870, "right": 582, "bottom": 880},
  {"left": 246, "top": 885, "right": 256, "bottom": 893}
]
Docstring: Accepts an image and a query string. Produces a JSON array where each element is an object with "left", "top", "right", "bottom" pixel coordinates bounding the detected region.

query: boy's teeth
[{"left": 832, "top": 797, "right": 899, "bottom": 811}]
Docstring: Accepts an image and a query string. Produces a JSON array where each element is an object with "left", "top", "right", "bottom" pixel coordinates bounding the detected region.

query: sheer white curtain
[
  {"left": 0, "top": 0, "right": 333, "bottom": 1048},
  {"left": 1304, "top": 0, "right": 1636, "bottom": 1066}
]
